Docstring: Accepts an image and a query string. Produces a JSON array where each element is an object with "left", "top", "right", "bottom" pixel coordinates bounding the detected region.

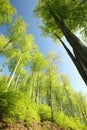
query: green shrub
[
  {"left": 0, "top": 76, "right": 8, "bottom": 92},
  {"left": 0, "top": 91, "right": 40, "bottom": 125},
  {"left": 0, "top": 91, "right": 25, "bottom": 120},
  {"left": 38, "top": 104, "right": 51, "bottom": 121},
  {"left": 54, "top": 111, "right": 85, "bottom": 130},
  {"left": 24, "top": 101, "right": 40, "bottom": 126}
]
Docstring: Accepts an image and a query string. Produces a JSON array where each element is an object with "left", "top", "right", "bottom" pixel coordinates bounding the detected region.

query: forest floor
[{"left": 0, "top": 120, "right": 64, "bottom": 130}]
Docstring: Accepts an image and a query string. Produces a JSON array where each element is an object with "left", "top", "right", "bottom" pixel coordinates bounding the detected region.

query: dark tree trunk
[
  {"left": 0, "top": 39, "right": 12, "bottom": 54},
  {"left": 55, "top": 34, "right": 87, "bottom": 85},
  {"left": 50, "top": 9, "right": 87, "bottom": 84}
]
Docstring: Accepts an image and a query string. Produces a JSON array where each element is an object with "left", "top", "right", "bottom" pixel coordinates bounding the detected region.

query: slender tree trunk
[
  {"left": 62, "top": 83, "right": 75, "bottom": 117},
  {"left": 36, "top": 72, "right": 40, "bottom": 106},
  {"left": 50, "top": 80, "right": 54, "bottom": 122},
  {"left": 0, "top": 39, "right": 12, "bottom": 54},
  {"left": 48, "top": 65, "right": 54, "bottom": 122},
  {"left": 82, "top": 105, "right": 87, "bottom": 124},
  {"left": 79, "top": 104, "right": 87, "bottom": 124},
  {"left": 55, "top": 93, "right": 61, "bottom": 111},
  {"left": 0, "top": 59, "right": 9, "bottom": 73},
  {"left": 0, "top": 56, "right": 14, "bottom": 74},
  {"left": 14, "top": 74, "right": 20, "bottom": 91},
  {"left": 5, "top": 55, "right": 22, "bottom": 91},
  {"left": 29, "top": 81, "right": 33, "bottom": 99},
  {"left": 75, "top": 104, "right": 82, "bottom": 121},
  {"left": 29, "top": 72, "right": 35, "bottom": 100}
]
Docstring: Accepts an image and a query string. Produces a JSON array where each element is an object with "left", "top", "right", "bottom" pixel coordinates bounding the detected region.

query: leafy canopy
[
  {"left": 0, "top": 0, "right": 16, "bottom": 25},
  {"left": 34, "top": 0, "right": 87, "bottom": 37}
]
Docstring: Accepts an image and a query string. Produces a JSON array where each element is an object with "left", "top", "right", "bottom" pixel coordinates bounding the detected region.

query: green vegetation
[
  {"left": 0, "top": 0, "right": 87, "bottom": 130},
  {"left": 34, "top": 0, "right": 87, "bottom": 85},
  {"left": 38, "top": 104, "right": 51, "bottom": 121}
]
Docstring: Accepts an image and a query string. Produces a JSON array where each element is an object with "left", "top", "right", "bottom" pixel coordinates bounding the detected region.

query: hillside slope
[{"left": 0, "top": 121, "right": 63, "bottom": 130}]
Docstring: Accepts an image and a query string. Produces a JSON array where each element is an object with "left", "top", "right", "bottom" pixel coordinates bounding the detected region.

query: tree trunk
[
  {"left": 48, "top": 65, "right": 54, "bottom": 122},
  {"left": 79, "top": 104, "right": 87, "bottom": 124},
  {"left": 0, "top": 59, "right": 9, "bottom": 73},
  {"left": 50, "top": 9, "right": 87, "bottom": 84},
  {"left": 49, "top": 79, "right": 54, "bottom": 122},
  {"left": 0, "top": 56, "right": 14, "bottom": 74},
  {"left": 0, "top": 39, "right": 12, "bottom": 54},
  {"left": 55, "top": 34, "right": 87, "bottom": 85},
  {"left": 62, "top": 82, "right": 75, "bottom": 117},
  {"left": 36, "top": 72, "right": 40, "bottom": 106},
  {"left": 29, "top": 72, "right": 35, "bottom": 100},
  {"left": 5, "top": 55, "right": 22, "bottom": 91},
  {"left": 14, "top": 74, "right": 20, "bottom": 91}
]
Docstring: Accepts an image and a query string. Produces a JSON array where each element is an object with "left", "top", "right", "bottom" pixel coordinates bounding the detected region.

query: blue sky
[{"left": 1, "top": 0, "right": 87, "bottom": 94}]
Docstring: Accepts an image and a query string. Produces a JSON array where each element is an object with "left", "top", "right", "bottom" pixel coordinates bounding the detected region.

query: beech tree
[
  {"left": 34, "top": 0, "right": 87, "bottom": 85},
  {"left": 5, "top": 33, "right": 34, "bottom": 91},
  {"left": 45, "top": 51, "right": 61, "bottom": 121},
  {"left": 28, "top": 45, "right": 47, "bottom": 103}
]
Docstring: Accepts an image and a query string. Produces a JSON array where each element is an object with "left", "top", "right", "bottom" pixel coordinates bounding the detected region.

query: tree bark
[
  {"left": 0, "top": 39, "right": 12, "bottom": 54},
  {"left": 5, "top": 55, "right": 22, "bottom": 91},
  {"left": 63, "top": 84, "right": 75, "bottom": 117},
  {"left": 0, "top": 56, "right": 14, "bottom": 74},
  {"left": 48, "top": 64, "right": 54, "bottom": 122},
  {"left": 14, "top": 74, "right": 20, "bottom": 91},
  {"left": 36, "top": 72, "right": 40, "bottom": 106},
  {"left": 0, "top": 59, "right": 9, "bottom": 73},
  {"left": 50, "top": 9, "right": 87, "bottom": 84},
  {"left": 55, "top": 34, "right": 87, "bottom": 85},
  {"left": 50, "top": 80, "right": 54, "bottom": 122},
  {"left": 29, "top": 71, "right": 35, "bottom": 100}
]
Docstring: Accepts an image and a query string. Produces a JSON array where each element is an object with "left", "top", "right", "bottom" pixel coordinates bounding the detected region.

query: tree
[
  {"left": 60, "top": 74, "right": 75, "bottom": 117},
  {"left": 45, "top": 51, "right": 61, "bottom": 121},
  {"left": 76, "top": 92, "right": 87, "bottom": 124},
  {"left": 0, "top": 17, "right": 27, "bottom": 54},
  {"left": 28, "top": 45, "right": 47, "bottom": 104},
  {"left": 14, "top": 68, "right": 28, "bottom": 92},
  {"left": 34, "top": 0, "right": 87, "bottom": 85},
  {"left": 5, "top": 33, "right": 34, "bottom": 91},
  {"left": 0, "top": 0, "right": 16, "bottom": 25}
]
